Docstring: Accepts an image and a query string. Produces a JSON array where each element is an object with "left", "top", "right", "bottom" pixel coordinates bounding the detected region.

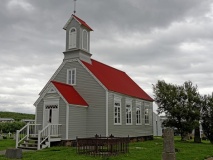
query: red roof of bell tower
[{"left": 72, "top": 15, "right": 93, "bottom": 31}]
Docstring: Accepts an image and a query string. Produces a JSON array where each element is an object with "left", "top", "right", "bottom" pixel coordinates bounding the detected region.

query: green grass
[
  {"left": 0, "top": 139, "right": 15, "bottom": 151},
  {"left": 0, "top": 137, "right": 213, "bottom": 160}
]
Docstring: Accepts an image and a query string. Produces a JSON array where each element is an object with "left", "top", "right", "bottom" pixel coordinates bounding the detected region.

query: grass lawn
[
  {"left": 0, "top": 137, "right": 213, "bottom": 160},
  {"left": 0, "top": 139, "right": 15, "bottom": 151}
]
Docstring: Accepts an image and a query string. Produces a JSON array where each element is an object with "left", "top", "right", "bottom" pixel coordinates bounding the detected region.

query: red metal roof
[
  {"left": 52, "top": 81, "right": 88, "bottom": 106},
  {"left": 82, "top": 60, "right": 153, "bottom": 101},
  {"left": 73, "top": 15, "right": 93, "bottom": 31}
]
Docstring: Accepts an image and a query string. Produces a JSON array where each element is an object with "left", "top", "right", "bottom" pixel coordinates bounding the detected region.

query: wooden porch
[{"left": 16, "top": 123, "right": 62, "bottom": 150}]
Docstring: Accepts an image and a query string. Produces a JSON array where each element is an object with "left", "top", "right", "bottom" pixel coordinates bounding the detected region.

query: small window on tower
[
  {"left": 71, "top": 28, "right": 76, "bottom": 32},
  {"left": 82, "top": 30, "right": 88, "bottom": 51},
  {"left": 69, "top": 27, "right": 77, "bottom": 49}
]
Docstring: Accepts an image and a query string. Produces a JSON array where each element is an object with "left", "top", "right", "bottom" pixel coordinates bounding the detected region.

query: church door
[{"left": 43, "top": 103, "right": 59, "bottom": 127}]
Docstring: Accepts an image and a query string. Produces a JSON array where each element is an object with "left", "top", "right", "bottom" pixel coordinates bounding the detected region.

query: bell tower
[{"left": 63, "top": 14, "right": 93, "bottom": 63}]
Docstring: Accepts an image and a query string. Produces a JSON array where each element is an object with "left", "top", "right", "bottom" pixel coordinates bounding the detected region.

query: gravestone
[
  {"left": 5, "top": 148, "right": 22, "bottom": 159},
  {"left": 0, "top": 135, "right": 3, "bottom": 140},
  {"left": 194, "top": 127, "right": 201, "bottom": 143},
  {"left": 8, "top": 132, "right": 12, "bottom": 138},
  {"left": 162, "top": 128, "right": 176, "bottom": 160}
]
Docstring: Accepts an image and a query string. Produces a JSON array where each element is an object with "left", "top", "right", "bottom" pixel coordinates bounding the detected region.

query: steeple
[{"left": 63, "top": 14, "right": 93, "bottom": 63}]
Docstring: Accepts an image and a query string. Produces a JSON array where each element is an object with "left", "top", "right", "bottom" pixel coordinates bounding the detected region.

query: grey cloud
[{"left": 0, "top": 0, "right": 213, "bottom": 113}]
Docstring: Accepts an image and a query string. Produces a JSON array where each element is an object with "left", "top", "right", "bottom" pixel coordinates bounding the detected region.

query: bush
[{"left": 0, "top": 121, "right": 25, "bottom": 133}]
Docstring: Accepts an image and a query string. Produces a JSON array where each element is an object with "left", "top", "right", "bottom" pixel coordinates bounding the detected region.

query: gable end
[{"left": 38, "top": 59, "right": 78, "bottom": 96}]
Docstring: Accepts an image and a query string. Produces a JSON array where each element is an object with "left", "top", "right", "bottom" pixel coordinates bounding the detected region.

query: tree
[
  {"left": 201, "top": 94, "right": 213, "bottom": 143},
  {"left": 153, "top": 80, "right": 201, "bottom": 141}
]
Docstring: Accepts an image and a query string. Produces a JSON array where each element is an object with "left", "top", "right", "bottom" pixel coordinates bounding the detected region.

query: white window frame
[
  {"left": 126, "top": 99, "right": 132, "bottom": 125},
  {"left": 67, "top": 68, "right": 76, "bottom": 85},
  {"left": 145, "top": 108, "right": 149, "bottom": 125},
  {"left": 114, "top": 97, "right": 122, "bottom": 125},
  {"left": 136, "top": 102, "right": 142, "bottom": 125},
  {"left": 82, "top": 29, "right": 88, "bottom": 51},
  {"left": 69, "top": 27, "right": 77, "bottom": 49}
]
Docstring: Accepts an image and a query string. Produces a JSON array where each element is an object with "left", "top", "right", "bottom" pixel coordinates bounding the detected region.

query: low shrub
[{"left": 0, "top": 121, "right": 25, "bottom": 133}]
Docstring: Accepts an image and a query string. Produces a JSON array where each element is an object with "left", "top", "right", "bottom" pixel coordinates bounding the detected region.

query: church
[{"left": 16, "top": 14, "right": 154, "bottom": 150}]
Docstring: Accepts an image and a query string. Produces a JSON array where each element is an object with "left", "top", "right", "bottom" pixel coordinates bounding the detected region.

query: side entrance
[{"left": 43, "top": 99, "right": 60, "bottom": 136}]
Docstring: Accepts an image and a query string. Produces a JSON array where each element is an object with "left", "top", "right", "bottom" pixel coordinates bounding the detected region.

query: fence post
[
  {"left": 15, "top": 130, "right": 19, "bottom": 148},
  {"left": 127, "top": 135, "right": 130, "bottom": 153},
  {"left": 76, "top": 136, "right": 78, "bottom": 153},
  {"left": 48, "top": 125, "right": 51, "bottom": 147},
  {"left": 27, "top": 124, "right": 29, "bottom": 140},
  {"left": 37, "top": 130, "right": 40, "bottom": 150}
]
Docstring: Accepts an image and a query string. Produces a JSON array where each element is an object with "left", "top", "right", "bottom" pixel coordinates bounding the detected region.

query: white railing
[
  {"left": 37, "top": 124, "right": 61, "bottom": 150},
  {"left": 16, "top": 123, "right": 42, "bottom": 148}
]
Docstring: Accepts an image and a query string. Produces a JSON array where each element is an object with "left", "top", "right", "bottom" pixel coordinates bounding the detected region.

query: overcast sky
[{"left": 0, "top": 0, "right": 213, "bottom": 114}]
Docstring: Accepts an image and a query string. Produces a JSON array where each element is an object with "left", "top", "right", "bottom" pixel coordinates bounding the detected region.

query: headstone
[
  {"left": 182, "top": 132, "right": 190, "bottom": 141},
  {"left": 0, "top": 135, "right": 3, "bottom": 140},
  {"left": 5, "top": 148, "right": 22, "bottom": 159},
  {"left": 194, "top": 127, "right": 201, "bottom": 143},
  {"left": 8, "top": 132, "right": 12, "bottom": 138},
  {"left": 162, "top": 128, "right": 176, "bottom": 160}
]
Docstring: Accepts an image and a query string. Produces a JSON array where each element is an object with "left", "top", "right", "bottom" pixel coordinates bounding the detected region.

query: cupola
[{"left": 63, "top": 15, "right": 93, "bottom": 63}]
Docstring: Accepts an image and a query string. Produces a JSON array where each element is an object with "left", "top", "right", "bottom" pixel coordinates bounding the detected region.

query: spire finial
[{"left": 73, "top": 0, "right": 77, "bottom": 15}]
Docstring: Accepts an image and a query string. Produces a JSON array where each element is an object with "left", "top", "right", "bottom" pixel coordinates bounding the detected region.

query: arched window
[
  {"left": 82, "top": 29, "right": 88, "bottom": 51},
  {"left": 69, "top": 27, "right": 76, "bottom": 49}
]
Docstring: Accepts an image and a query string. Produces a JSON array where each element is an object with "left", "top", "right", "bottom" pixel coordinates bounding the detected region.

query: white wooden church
[{"left": 16, "top": 13, "right": 154, "bottom": 150}]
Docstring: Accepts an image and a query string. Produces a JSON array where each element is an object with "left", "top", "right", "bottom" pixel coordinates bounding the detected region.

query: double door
[{"left": 43, "top": 104, "right": 59, "bottom": 135}]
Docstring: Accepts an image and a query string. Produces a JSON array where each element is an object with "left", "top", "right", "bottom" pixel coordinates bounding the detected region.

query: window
[
  {"left": 69, "top": 27, "right": 76, "bottom": 49},
  {"left": 114, "top": 98, "right": 121, "bottom": 125},
  {"left": 82, "top": 30, "right": 88, "bottom": 51},
  {"left": 67, "top": 68, "right": 76, "bottom": 85},
  {"left": 126, "top": 100, "right": 132, "bottom": 125},
  {"left": 145, "top": 108, "right": 149, "bottom": 125},
  {"left": 136, "top": 103, "right": 142, "bottom": 125}
]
